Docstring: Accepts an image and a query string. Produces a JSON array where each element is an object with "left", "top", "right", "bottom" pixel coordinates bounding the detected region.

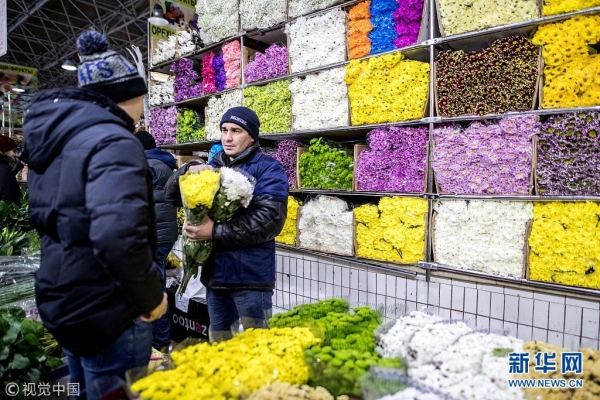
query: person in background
[
  {"left": 134, "top": 130, "right": 178, "bottom": 350},
  {"left": 0, "top": 135, "right": 22, "bottom": 204},
  {"left": 165, "top": 106, "right": 289, "bottom": 339},
  {"left": 21, "top": 30, "right": 166, "bottom": 400}
]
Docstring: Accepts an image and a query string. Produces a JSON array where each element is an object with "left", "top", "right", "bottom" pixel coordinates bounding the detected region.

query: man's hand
[
  {"left": 141, "top": 292, "right": 168, "bottom": 322},
  {"left": 184, "top": 216, "right": 214, "bottom": 241},
  {"left": 188, "top": 164, "right": 214, "bottom": 173}
]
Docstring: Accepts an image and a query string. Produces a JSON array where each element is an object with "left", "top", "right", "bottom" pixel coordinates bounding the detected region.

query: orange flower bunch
[{"left": 348, "top": 1, "right": 372, "bottom": 59}]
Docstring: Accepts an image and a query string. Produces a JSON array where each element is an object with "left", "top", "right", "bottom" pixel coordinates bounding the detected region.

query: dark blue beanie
[{"left": 220, "top": 107, "right": 260, "bottom": 140}]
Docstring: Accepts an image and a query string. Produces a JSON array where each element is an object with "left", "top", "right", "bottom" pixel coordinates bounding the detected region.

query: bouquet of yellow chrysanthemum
[{"left": 179, "top": 167, "right": 255, "bottom": 295}]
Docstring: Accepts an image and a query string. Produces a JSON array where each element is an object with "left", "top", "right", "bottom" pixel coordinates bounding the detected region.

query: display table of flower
[
  {"left": 355, "top": 126, "right": 428, "bottom": 192},
  {"left": 289, "top": 67, "right": 349, "bottom": 131},
  {"left": 287, "top": 9, "right": 346, "bottom": 73},
  {"left": 536, "top": 111, "right": 600, "bottom": 195},
  {"left": 176, "top": 108, "right": 205, "bottom": 144},
  {"left": 171, "top": 58, "right": 203, "bottom": 102},
  {"left": 150, "top": 35, "right": 177, "bottom": 66},
  {"left": 223, "top": 40, "right": 241, "bottom": 89},
  {"left": 205, "top": 90, "right": 243, "bottom": 141},
  {"left": 298, "top": 138, "right": 354, "bottom": 190},
  {"left": 150, "top": 106, "right": 177, "bottom": 146},
  {"left": 532, "top": 15, "right": 600, "bottom": 109},
  {"left": 346, "top": 52, "right": 429, "bottom": 124},
  {"left": 276, "top": 196, "right": 301, "bottom": 245},
  {"left": 433, "top": 116, "right": 538, "bottom": 194},
  {"left": 348, "top": 1, "right": 372, "bottom": 59},
  {"left": 287, "top": 0, "right": 346, "bottom": 19},
  {"left": 436, "top": 0, "right": 538, "bottom": 36},
  {"left": 542, "top": 0, "right": 600, "bottom": 16},
  {"left": 354, "top": 197, "right": 428, "bottom": 264},
  {"left": 243, "top": 80, "right": 292, "bottom": 133},
  {"left": 195, "top": 0, "right": 239, "bottom": 44},
  {"left": 244, "top": 43, "right": 289, "bottom": 83},
  {"left": 298, "top": 196, "right": 355, "bottom": 256},
  {"left": 240, "top": 0, "right": 286, "bottom": 30},
  {"left": 265, "top": 140, "right": 298, "bottom": 188},
  {"left": 149, "top": 81, "right": 174, "bottom": 107},
  {"left": 435, "top": 36, "right": 539, "bottom": 116},
  {"left": 528, "top": 201, "right": 600, "bottom": 289},
  {"left": 433, "top": 200, "right": 532, "bottom": 278}
]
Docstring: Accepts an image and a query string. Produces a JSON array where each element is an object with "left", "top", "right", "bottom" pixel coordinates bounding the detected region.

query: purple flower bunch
[
  {"left": 264, "top": 140, "right": 298, "bottom": 188},
  {"left": 393, "top": 0, "right": 423, "bottom": 48},
  {"left": 149, "top": 106, "right": 177, "bottom": 146},
  {"left": 537, "top": 112, "right": 600, "bottom": 195},
  {"left": 202, "top": 53, "right": 217, "bottom": 94},
  {"left": 355, "top": 125, "right": 428, "bottom": 192},
  {"left": 369, "top": 0, "right": 398, "bottom": 54},
  {"left": 171, "top": 58, "right": 203, "bottom": 102},
  {"left": 433, "top": 115, "right": 539, "bottom": 194},
  {"left": 244, "top": 44, "right": 289, "bottom": 83},
  {"left": 213, "top": 54, "right": 227, "bottom": 91}
]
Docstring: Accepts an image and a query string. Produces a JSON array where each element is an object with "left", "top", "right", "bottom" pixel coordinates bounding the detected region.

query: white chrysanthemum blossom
[
  {"left": 196, "top": 0, "right": 239, "bottom": 44},
  {"left": 298, "top": 196, "right": 353, "bottom": 255},
  {"left": 287, "top": 0, "right": 344, "bottom": 18},
  {"left": 219, "top": 167, "right": 254, "bottom": 207},
  {"left": 379, "top": 387, "right": 444, "bottom": 400},
  {"left": 149, "top": 81, "right": 174, "bottom": 107},
  {"left": 239, "top": 0, "right": 286, "bottom": 30},
  {"left": 376, "top": 311, "right": 443, "bottom": 359},
  {"left": 151, "top": 35, "right": 177, "bottom": 65},
  {"left": 205, "top": 90, "right": 243, "bottom": 140}
]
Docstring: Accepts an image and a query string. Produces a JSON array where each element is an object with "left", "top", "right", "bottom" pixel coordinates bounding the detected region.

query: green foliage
[
  {"left": 299, "top": 138, "right": 353, "bottom": 189},
  {"left": 0, "top": 196, "right": 34, "bottom": 256},
  {"left": 177, "top": 108, "right": 205, "bottom": 143},
  {"left": 0, "top": 228, "right": 28, "bottom": 256}
]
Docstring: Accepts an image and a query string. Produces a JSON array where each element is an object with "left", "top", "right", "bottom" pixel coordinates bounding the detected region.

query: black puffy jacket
[
  {"left": 21, "top": 88, "right": 164, "bottom": 356},
  {"left": 146, "top": 148, "right": 178, "bottom": 243},
  {"left": 0, "top": 156, "right": 21, "bottom": 205}
]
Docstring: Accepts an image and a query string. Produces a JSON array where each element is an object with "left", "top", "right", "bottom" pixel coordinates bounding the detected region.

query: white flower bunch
[
  {"left": 240, "top": 0, "right": 286, "bottom": 30},
  {"left": 376, "top": 311, "right": 442, "bottom": 359},
  {"left": 205, "top": 90, "right": 243, "bottom": 140},
  {"left": 288, "top": 0, "right": 344, "bottom": 18},
  {"left": 406, "top": 321, "right": 472, "bottom": 367},
  {"left": 379, "top": 388, "right": 444, "bottom": 400},
  {"left": 289, "top": 67, "right": 349, "bottom": 131},
  {"left": 433, "top": 200, "right": 532, "bottom": 277},
  {"left": 286, "top": 9, "right": 346, "bottom": 73},
  {"left": 298, "top": 195, "right": 354, "bottom": 256},
  {"left": 219, "top": 167, "right": 254, "bottom": 207},
  {"left": 196, "top": 0, "right": 239, "bottom": 44},
  {"left": 176, "top": 30, "right": 200, "bottom": 56},
  {"left": 151, "top": 35, "right": 177, "bottom": 66},
  {"left": 149, "top": 81, "right": 174, "bottom": 107}
]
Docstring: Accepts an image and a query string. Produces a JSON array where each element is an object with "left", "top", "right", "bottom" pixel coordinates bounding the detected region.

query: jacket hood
[
  {"left": 146, "top": 148, "right": 177, "bottom": 170},
  {"left": 21, "top": 87, "right": 134, "bottom": 172}
]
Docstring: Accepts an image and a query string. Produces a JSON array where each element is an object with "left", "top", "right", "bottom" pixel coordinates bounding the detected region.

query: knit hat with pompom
[{"left": 76, "top": 30, "right": 147, "bottom": 104}]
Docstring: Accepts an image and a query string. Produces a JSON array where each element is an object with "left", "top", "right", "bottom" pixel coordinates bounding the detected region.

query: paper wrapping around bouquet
[{"left": 175, "top": 275, "right": 206, "bottom": 313}]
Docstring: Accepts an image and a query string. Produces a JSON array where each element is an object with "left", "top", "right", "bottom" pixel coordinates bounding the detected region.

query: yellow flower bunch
[
  {"left": 532, "top": 15, "right": 600, "bottom": 108},
  {"left": 179, "top": 169, "right": 221, "bottom": 210},
  {"left": 543, "top": 0, "right": 600, "bottom": 16},
  {"left": 355, "top": 197, "right": 428, "bottom": 263},
  {"left": 131, "top": 327, "right": 321, "bottom": 400},
  {"left": 276, "top": 196, "right": 301, "bottom": 245},
  {"left": 345, "top": 53, "right": 429, "bottom": 125},
  {"left": 528, "top": 201, "right": 600, "bottom": 289}
]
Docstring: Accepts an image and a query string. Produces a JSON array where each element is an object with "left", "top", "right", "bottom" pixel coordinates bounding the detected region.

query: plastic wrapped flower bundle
[
  {"left": 171, "top": 58, "right": 203, "bottom": 102},
  {"left": 286, "top": 9, "right": 346, "bottom": 73},
  {"left": 288, "top": 0, "right": 345, "bottom": 18},
  {"left": 543, "top": 0, "right": 600, "bottom": 16},
  {"left": 433, "top": 115, "right": 539, "bottom": 195},
  {"left": 223, "top": 40, "right": 241, "bottom": 89},
  {"left": 149, "top": 81, "right": 174, "bottom": 107},
  {"left": 433, "top": 200, "right": 533, "bottom": 277},
  {"left": 529, "top": 201, "right": 600, "bottom": 289},
  {"left": 355, "top": 126, "right": 428, "bottom": 192},
  {"left": 240, "top": 0, "right": 286, "bottom": 30},
  {"left": 275, "top": 196, "right": 301, "bottom": 245},
  {"left": 195, "top": 0, "right": 239, "bottom": 44},
  {"left": 205, "top": 90, "right": 243, "bottom": 140},
  {"left": 537, "top": 112, "right": 600, "bottom": 195},
  {"left": 243, "top": 80, "right": 291, "bottom": 133},
  {"left": 265, "top": 140, "right": 298, "bottom": 188},
  {"left": 348, "top": 1, "right": 372, "bottom": 59},
  {"left": 298, "top": 196, "right": 354, "bottom": 256},
  {"left": 176, "top": 108, "right": 205, "bottom": 144},
  {"left": 346, "top": 52, "right": 429, "bottom": 124},
  {"left": 298, "top": 138, "right": 353, "bottom": 190},
  {"left": 202, "top": 52, "right": 217, "bottom": 95},
  {"left": 149, "top": 106, "right": 177, "bottom": 146},
  {"left": 244, "top": 44, "right": 289, "bottom": 83},
  {"left": 151, "top": 35, "right": 177, "bottom": 66},
  {"left": 436, "top": 36, "right": 539, "bottom": 116},
  {"left": 355, "top": 197, "right": 428, "bottom": 263},
  {"left": 392, "top": 0, "right": 424, "bottom": 49},
  {"left": 289, "top": 67, "right": 349, "bottom": 131},
  {"left": 131, "top": 327, "right": 320, "bottom": 399},
  {"left": 369, "top": 0, "right": 398, "bottom": 54},
  {"left": 532, "top": 15, "right": 600, "bottom": 109},
  {"left": 437, "top": 0, "right": 538, "bottom": 36},
  {"left": 213, "top": 53, "right": 227, "bottom": 91}
]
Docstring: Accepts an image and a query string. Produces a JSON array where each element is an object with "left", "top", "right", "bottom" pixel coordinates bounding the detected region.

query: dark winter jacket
[
  {"left": 0, "top": 156, "right": 21, "bottom": 204},
  {"left": 146, "top": 148, "right": 178, "bottom": 244},
  {"left": 21, "top": 87, "right": 164, "bottom": 356},
  {"left": 165, "top": 143, "right": 288, "bottom": 290}
]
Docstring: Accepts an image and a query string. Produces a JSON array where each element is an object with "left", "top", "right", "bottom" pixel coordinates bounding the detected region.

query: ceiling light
[
  {"left": 149, "top": 3, "right": 169, "bottom": 26},
  {"left": 61, "top": 59, "right": 77, "bottom": 71}
]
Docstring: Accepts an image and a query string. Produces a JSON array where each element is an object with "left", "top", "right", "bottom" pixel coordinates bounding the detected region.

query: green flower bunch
[
  {"left": 176, "top": 108, "right": 205, "bottom": 144},
  {"left": 299, "top": 138, "right": 353, "bottom": 189},
  {"left": 243, "top": 80, "right": 291, "bottom": 134}
]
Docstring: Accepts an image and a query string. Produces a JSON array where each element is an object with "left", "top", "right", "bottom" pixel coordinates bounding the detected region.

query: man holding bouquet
[{"left": 165, "top": 106, "right": 288, "bottom": 339}]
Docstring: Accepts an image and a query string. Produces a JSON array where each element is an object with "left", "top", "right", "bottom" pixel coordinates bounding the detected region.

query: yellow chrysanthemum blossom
[
  {"left": 276, "top": 196, "right": 301, "bottom": 245},
  {"left": 179, "top": 169, "right": 221, "bottom": 209},
  {"left": 543, "top": 0, "right": 600, "bottom": 16}
]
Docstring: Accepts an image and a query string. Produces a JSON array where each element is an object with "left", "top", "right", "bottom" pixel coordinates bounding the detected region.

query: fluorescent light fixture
[
  {"left": 11, "top": 87, "right": 25, "bottom": 93},
  {"left": 61, "top": 59, "right": 77, "bottom": 71}
]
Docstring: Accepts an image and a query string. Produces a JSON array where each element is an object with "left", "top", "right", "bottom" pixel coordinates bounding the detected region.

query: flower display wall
[
  {"left": 149, "top": 81, "right": 174, "bottom": 107},
  {"left": 437, "top": 0, "right": 538, "bottom": 36},
  {"left": 392, "top": 0, "right": 424, "bottom": 49},
  {"left": 288, "top": 0, "right": 344, "bottom": 18},
  {"left": 433, "top": 115, "right": 539, "bottom": 195},
  {"left": 346, "top": 52, "right": 429, "bottom": 124},
  {"left": 537, "top": 112, "right": 600, "bottom": 196},
  {"left": 369, "top": 0, "right": 399, "bottom": 54},
  {"left": 202, "top": 52, "right": 217, "bottom": 95},
  {"left": 243, "top": 80, "right": 291, "bottom": 134},
  {"left": 244, "top": 44, "right": 288, "bottom": 83},
  {"left": 177, "top": 108, "right": 205, "bottom": 144},
  {"left": 298, "top": 196, "right": 354, "bottom": 256},
  {"left": 532, "top": 15, "right": 600, "bottom": 109},
  {"left": 435, "top": 36, "right": 539, "bottom": 116},
  {"left": 205, "top": 90, "right": 244, "bottom": 141},
  {"left": 289, "top": 67, "right": 349, "bottom": 131},
  {"left": 543, "top": 0, "right": 600, "bottom": 16},
  {"left": 433, "top": 200, "right": 533, "bottom": 277},
  {"left": 264, "top": 140, "right": 298, "bottom": 188},
  {"left": 529, "top": 202, "right": 600, "bottom": 289},
  {"left": 355, "top": 126, "right": 428, "bottom": 192},
  {"left": 298, "top": 138, "right": 354, "bottom": 190},
  {"left": 276, "top": 196, "right": 301, "bottom": 245},
  {"left": 195, "top": 0, "right": 239, "bottom": 44},
  {"left": 240, "top": 0, "right": 287, "bottom": 30},
  {"left": 354, "top": 197, "right": 428, "bottom": 263},
  {"left": 171, "top": 58, "right": 203, "bottom": 102},
  {"left": 150, "top": 106, "right": 177, "bottom": 146},
  {"left": 151, "top": 35, "right": 177, "bottom": 66},
  {"left": 223, "top": 40, "right": 241, "bottom": 89},
  {"left": 287, "top": 9, "right": 346, "bottom": 73},
  {"left": 348, "top": 1, "right": 372, "bottom": 59}
]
